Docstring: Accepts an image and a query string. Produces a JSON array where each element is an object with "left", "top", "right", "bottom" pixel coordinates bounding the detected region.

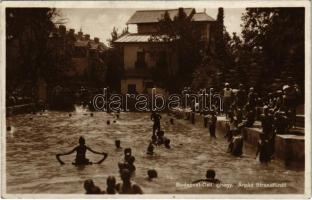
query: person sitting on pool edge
[
  {"left": 56, "top": 136, "right": 108, "bottom": 165},
  {"left": 116, "top": 169, "right": 143, "bottom": 194},
  {"left": 192, "top": 169, "right": 221, "bottom": 184}
]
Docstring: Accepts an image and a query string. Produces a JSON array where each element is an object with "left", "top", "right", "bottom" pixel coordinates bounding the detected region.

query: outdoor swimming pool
[{"left": 5, "top": 111, "right": 304, "bottom": 194}]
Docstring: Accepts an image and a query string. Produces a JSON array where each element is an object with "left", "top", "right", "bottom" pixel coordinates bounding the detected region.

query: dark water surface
[{"left": 6, "top": 111, "right": 304, "bottom": 194}]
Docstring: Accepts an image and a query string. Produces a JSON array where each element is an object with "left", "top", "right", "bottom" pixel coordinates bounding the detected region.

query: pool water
[{"left": 6, "top": 111, "right": 304, "bottom": 194}]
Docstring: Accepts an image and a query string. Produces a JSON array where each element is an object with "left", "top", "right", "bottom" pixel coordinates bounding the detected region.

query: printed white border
[{"left": 0, "top": 1, "right": 311, "bottom": 199}]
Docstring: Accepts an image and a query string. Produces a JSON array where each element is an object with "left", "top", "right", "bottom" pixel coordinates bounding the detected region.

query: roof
[
  {"left": 89, "top": 41, "right": 108, "bottom": 51},
  {"left": 127, "top": 8, "right": 195, "bottom": 24},
  {"left": 192, "top": 12, "right": 215, "bottom": 22},
  {"left": 114, "top": 34, "right": 172, "bottom": 43}
]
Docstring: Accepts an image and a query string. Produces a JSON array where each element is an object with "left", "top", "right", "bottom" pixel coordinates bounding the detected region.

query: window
[
  {"left": 128, "top": 84, "right": 137, "bottom": 94},
  {"left": 135, "top": 51, "right": 146, "bottom": 68}
]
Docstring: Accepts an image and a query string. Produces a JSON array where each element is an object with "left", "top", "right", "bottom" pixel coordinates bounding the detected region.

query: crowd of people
[
  {"left": 55, "top": 111, "right": 177, "bottom": 194},
  {"left": 55, "top": 109, "right": 225, "bottom": 194},
  {"left": 52, "top": 76, "right": 301, "bottom": 194},
  {"left": 182, "top": 76, "right": 301, "bottom": 164}
]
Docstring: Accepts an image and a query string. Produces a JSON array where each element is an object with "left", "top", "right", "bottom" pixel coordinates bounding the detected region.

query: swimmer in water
[
  {"left": 147, "top": 169, "right": 158, "bottom": 181},
  {"left": 151, "top": 111, "right": 161, "bottom": 136},
  {"left": 107, "top": 120, "right": 110, "bottom": 125},
  {"left": 151, "top": 135, "right": 157, "bottom": 144},
  {"left": 56, "top": 136, "right": 108, "bottom": 165},
  {"left": 147, "top": 141, "right": 155, "bottom": 155},
  {"left": 84, "top": 179, "right": 102, "bottom": 194},
  {"left": 116, "top": 169, "right": 143, "bottom": 194},
  {"left": 115, "top": 140, "right": 121, "bottom": 149},
  {"left": 126, "top": 156, "right": 136, "bottom": 173},
  {"left": 192, "top": 169, "right": 221, "bottom": 184},
  {"left": 124, "top": 148, "right": 132, "bottom": 162},
  {"left": 106, "top": 176, "right": 118, "bottom": 194},
  {"left": 164, "top": 138, "right": 171, "bottom": 149},
  {"left": 156, "top": 131, "right": 165, "bottom": 145},
  {"left": 118, "top": 149, "right": 136, "bottom": 173}
]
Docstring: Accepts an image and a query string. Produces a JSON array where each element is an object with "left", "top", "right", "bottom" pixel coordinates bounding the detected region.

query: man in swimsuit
[
  {"left": 151, "top": 111, "right": 161, "bottom": 136},
  {"left": 56, "top": 136, "right": 108, "bottom": 165}
]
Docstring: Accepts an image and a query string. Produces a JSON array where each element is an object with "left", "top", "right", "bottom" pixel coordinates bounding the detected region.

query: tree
[
  {"left": 150, "top": 8, "right": 203, "bottom": 92},
  {"left": 104, "top": 27, "right": 129, "bottom": 92},
  {"left": 6, "top": 8, "right": 57, "bottom": 99},
  {"left": 239, "top": 8, "right": 304, "bottom": 92},
  {"left": 192, "top": 7, "right": 234, "bottom": 91},
  {"left": 107, "top": 26, "right": 129, "bottom": 48}
]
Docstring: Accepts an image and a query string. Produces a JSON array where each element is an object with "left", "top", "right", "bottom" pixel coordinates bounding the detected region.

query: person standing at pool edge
[{"left": 56, "top": 136, "right": 108, "bottom": 165}]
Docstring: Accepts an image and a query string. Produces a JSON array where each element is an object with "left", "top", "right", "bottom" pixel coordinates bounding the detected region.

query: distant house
[
  {"left": 49, "top": 25, "right": 107, "bottom": 84},
  {"left": 114, "top": 8, "right": 216, "bottom": 94}
]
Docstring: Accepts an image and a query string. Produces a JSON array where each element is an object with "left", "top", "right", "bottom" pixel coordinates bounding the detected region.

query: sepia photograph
[{"left": 1, "top": 0, "right": 311, "bottom": 198}]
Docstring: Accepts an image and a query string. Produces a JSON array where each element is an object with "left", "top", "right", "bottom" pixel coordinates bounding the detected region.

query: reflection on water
[{"left": 6, "top": 112, "right": 304, "bottom": 194}]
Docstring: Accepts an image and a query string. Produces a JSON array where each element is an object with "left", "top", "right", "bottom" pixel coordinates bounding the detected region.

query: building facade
[{"left": 115, "top": 8, "right": 216, "bottom": 94}]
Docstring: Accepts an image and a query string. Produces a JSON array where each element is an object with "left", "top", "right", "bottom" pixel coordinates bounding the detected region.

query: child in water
[
  {"left": 106, "top": 176, "right": 118, "bottom": 194},
  {"left": 115, "top": 140, "right": 122, "bottom": 149},
  {"left": 147, "top": 169, "right": 158, "bottom": 181},
  {"left": 124, "top": 148, "right": 132, "bottom": 162},
  {"left": 192, "top": 169, "right": 221, "bottom": 184},
  {"left": 147, "top": 141, "right": 155, "bottom": 155},
  {"left": 84, "top": 179, "right": 102, "bottom": 194},
  {"left": 156, "top": 131, "right": 171, "bottom": 148},
  {"left": 56, "top": 136, "right": 108, "bottom": 165},
  {"left": 118, "top": 148, "right": 136, "bottom": 173},
  {"left": 156, "top": 131, "right": 165, "bottom": 145},
  {"left": 116, "top": 169, "right": 143, "bottom": 194}
]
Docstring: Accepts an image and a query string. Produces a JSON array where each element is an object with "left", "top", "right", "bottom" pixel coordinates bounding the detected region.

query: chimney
[
  {"left": 59, "top": 25, "right": 66, "bottom": 36},
  {"left": 94, "top": 37, "right": 99, "bottom": 43},
  {"left": 85, "top": 34, "right": 90, "bottom": 41}
]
